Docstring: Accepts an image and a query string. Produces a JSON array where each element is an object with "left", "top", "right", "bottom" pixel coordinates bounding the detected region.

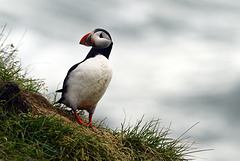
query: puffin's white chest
[{"left": 65, "top": 55, "right": 112, "bottom": 110}]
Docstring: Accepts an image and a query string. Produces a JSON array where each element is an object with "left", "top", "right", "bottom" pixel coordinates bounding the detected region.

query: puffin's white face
[
  {"left": 80, "top": 29, "right": 112, "bottom": 49},
  {"left": 92, "top": 31, "right": 112, "bottom": 49}
]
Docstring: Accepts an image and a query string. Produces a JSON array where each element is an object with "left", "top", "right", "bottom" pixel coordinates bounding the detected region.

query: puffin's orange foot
[
  {"left": 73, "top": 110, "right": 95, "bottom": 128},
  {"left": 73, "top": 110, "right": 88, "bottom": 126}
]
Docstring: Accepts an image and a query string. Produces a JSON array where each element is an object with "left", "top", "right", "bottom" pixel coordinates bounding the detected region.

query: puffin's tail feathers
[
  {"left": 56, "top": 89, "right": 63, "bottom": 93},
  {"left": 55, "top": 89, "right": 63, "bottom": 104}
]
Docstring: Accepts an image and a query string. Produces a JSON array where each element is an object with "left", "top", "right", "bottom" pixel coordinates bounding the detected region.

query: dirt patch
[{"left": 0, "top": 81, "right": 28, "bottom": 113}]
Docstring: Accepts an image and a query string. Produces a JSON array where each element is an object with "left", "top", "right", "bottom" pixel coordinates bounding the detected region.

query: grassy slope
[
  {"left": 0, "top": 25, "right": 201, "bottom": 160},
  {"left": 0, "top": 108, "right": 196, "bottom": 161}
]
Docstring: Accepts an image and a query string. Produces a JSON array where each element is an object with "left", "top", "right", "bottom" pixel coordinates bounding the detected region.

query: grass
[
  {"left": 0, "top": 108, "right": 199, "bottom": 160},
  {"left": 115, "top": 116, "right": 199, "bottom": 160},
  {"left": 0, "top": 25, "right": 208, "bottom": 160}
]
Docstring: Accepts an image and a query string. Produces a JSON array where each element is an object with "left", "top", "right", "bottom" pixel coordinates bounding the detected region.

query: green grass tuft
[
  {"left": 114, "top": 116, "right": 197, "bottom": 160},
  {"left": 0, "top": 24, "right": 47, "bottom": 93}
]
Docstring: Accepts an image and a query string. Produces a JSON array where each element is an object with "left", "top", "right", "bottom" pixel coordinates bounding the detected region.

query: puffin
[{"left": 56, "top": 28, "right": 113, "bottom": 128}]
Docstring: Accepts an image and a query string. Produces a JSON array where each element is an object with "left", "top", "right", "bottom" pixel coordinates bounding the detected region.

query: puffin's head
[{"left": 80, "top": 28, "right": 112, "bottom": 49}]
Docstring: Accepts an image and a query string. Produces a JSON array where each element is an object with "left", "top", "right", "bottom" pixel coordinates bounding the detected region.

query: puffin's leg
[
  {"left": 73, "top": 110, "right": 88, "bottom": 126},
  {"left": 87, "top": 106, "right": 96, "bottom": 128},
  {"left": 88, "top": 113, "right": 94, "bottom": 128}
]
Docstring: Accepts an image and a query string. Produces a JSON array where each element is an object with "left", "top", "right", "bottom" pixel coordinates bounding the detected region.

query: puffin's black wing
[{"left": 55, "top": 62, "right": 81, "bottom": 104}]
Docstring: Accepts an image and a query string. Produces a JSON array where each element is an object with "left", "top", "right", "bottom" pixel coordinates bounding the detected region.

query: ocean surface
[{"left": 1, "top": 0, "right": 240, "bottom": 160}]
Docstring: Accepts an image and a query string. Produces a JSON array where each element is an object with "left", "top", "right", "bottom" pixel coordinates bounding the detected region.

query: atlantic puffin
[{"left": 56, "top": 28, "right": 113, "bottom": 128}]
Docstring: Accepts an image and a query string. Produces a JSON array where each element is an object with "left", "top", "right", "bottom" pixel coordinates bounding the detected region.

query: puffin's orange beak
[{"left": 79, "top": 31, "right": 94, "bottom": 46}]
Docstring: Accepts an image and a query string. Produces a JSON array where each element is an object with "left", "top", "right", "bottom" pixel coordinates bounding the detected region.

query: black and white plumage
[{"left": 56, "top": 28, "right": 113, "bottom": 128}]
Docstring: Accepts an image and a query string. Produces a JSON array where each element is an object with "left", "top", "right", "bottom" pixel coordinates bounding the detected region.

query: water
[{"left": 1, "top": 0, "right": 240, "bottom": 160}]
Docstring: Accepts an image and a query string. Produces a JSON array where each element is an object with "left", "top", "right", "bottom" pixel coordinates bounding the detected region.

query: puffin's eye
[{"left": 99, "top": 33, "right": 103, "bottom": 38}]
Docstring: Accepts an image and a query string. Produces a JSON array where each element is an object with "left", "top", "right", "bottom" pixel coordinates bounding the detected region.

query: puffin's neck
[{"left": 84, "top": 43, "right": 113, "bottom": 60}]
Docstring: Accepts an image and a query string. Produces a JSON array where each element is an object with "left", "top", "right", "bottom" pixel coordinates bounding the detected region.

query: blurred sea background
[{"left": 1, "top": 0, "right": 240, "bottom": 160}]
